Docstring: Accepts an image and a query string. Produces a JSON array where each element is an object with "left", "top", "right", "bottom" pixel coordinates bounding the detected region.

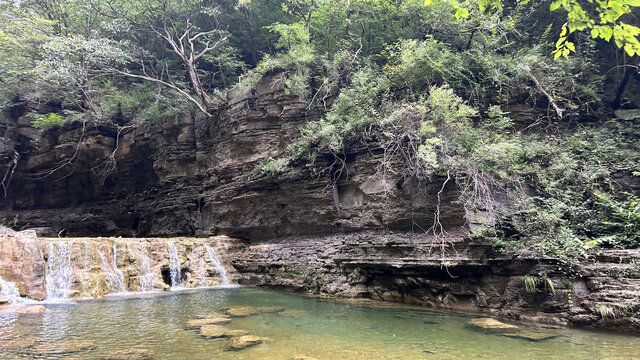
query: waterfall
[
  {"left": 112, "top": 241, "right": 127, "bottom": 293},
  {"left": 167, "top": 241, "right": 182, "bottom": 289},
  {"left": 96, "top": 243, "right": 126, "bottom": 293},
  {"left": 45, "top": 241, "right": 74, "bottom": 301},
  {"left": 137, "top": 243, "right": 155, "bottom": 292},
  {"left": 204, "top": 244, "right": 231, "bottom": 286},
  {"left": 191, "top": 247, "right": 207, "bottom": 287}
]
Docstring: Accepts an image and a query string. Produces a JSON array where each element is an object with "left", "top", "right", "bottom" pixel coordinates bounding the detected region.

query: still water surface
[{"left": 1, "top": 287, "right": 639, "bottom": 359}]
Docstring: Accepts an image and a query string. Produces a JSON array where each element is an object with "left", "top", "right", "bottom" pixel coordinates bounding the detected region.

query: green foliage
[
  {"left": 593, "top": 193, "right": 640, "bottom": 248},
  {"left": 255, "top": 157, "right": 288, "bottom": 176},
  {"left": 524, "top": 275, "right": 556, "bottom": 294},
  {"left": 32, "top": 113, "right": 66, "bottom": 129}
]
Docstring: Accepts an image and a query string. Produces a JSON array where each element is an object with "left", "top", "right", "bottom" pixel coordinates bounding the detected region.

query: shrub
[{"left": 32, "top": 113, "right": 65, "bottom": 129}]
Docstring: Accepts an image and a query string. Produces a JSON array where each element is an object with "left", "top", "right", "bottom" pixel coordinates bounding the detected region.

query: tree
[
  {"left": 92, "top": 0, "right": 231, "bottom": 116},
  {"left": 425, "top": 0, "right": 640, "bottom": 58}
]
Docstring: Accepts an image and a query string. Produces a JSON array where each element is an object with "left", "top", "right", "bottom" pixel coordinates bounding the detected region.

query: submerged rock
[
  {"left": 292, "top": 355, "right": 318, "bottom": 360},
  {"left": 278, "top": 309, "right": 308, "bottom": 317},
  {"left": 106, "top": 348, "right": 154, "bottom": 360},
  {"left": 225, "top": 335, "right": 268, "bottom": 350},
  {"left": 200, "top": 325, "right": 247, "bottom": 338},
  {"left": 30, "top": 340, "right": 95, "bottom": 355},
  {"left": 468, "top": 318, "right": 519, "bottom": 331},
  {"left": 503, "top": 329, "right": 560, "bottom": 341},
  {"left": 258, "top": 306, "right": 285, "bottom": 313},
  {"left": 0, "top": 305, "right": 46, "bottom": 314},
  {"left": 186, "top": 315, "right": 231, "bottom": 328},
  {"left": 225, "top": 306, "right": 259, "bottom": 317},
  {"left": 0, "top": 336, "right": 39, "bottom": 351}
]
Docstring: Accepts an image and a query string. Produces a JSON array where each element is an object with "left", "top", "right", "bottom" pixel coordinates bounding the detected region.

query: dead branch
[{"left": 529, "top": 74, "right": 564, "bottom": 118}]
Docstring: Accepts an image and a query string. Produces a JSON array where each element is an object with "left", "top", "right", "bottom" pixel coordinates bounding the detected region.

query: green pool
[{"left": 1, "top": 288, "right": 638, "bottom": 359}]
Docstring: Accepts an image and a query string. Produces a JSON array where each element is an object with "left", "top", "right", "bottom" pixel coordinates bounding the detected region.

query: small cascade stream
[
  {"left": 191, "top": 247, "right": 208, "bottom": 287},
  {"left": 96, "top": 243, "right": 126, "bottom": 294},
  {"left": 204, "top": 244, "right": 231, "bottom": 286},
  {"left": 137, "top": 243, "right": 155, "bottom": 292},
  {"left": 167, "top": 241, "right": 182, "bottom": 289},
  {"left": 45, "top": 241, "right": 74, "bottom": 301}
]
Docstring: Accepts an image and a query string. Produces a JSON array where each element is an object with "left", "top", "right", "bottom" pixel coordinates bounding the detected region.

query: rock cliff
[{"left": 0, "top": 73, "right": 638, "bottom": 332}]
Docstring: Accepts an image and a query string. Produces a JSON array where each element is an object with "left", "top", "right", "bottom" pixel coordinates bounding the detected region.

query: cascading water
[
  {"left": 137, "top": 243, "right": 155, "bottom": 292},
  {"left": 191, "top": 247, "right": 207, "bottom": 287},
  {"left": 204, "top": 244, "right": 231, "bottom": 286},
  {"left": 45, "top": 241, "right": 74, "bottom": 301},
  {"left": 167, "top": 241, "right": 182, "bottom": 289},
  {"left": 96, "top": 243, "right": 126, "bottom": 293},
  {"left": 112, "top": 241, "right": 127, "bottom": 293}
]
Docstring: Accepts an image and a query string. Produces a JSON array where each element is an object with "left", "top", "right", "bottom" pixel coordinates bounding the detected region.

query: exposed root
[
  {"left": 28, "top": 119, "right": 88, "bottom": 180},
  {"left": 1, "top": 149, "right": 19, "bottom": 198},
  {"left": 91, "top": 125, "right": 135, "bottom": 184}
]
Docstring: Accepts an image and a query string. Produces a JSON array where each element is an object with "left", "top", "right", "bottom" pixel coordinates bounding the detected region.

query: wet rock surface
[{"left": 200, "top": 325, "right": 247, "bottom": 338}]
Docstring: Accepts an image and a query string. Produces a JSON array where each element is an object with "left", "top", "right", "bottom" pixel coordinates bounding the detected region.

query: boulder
[
  {"left": 200, "top": 325, "right": 247, "bottom": 338},
  {"left": 468, "top": 318, "right": 519, "bottom": 331},
  {"left": 225, "top": 335, "right": 268, "bottom": 351},
  {"left": 30, "top": 340, "right": 95, "bottom": 355},
  {"left": 0, "top": 230, "right": 46, "bottom": 300},
  {"left": 106, "top": 349, "right": 154, "bottom": 360},
  {"left": 186, "top": 315, "right": 231, "bottom": 328},
  {"left": 0, "top": 295, "right": 9, "bottom": 304}
]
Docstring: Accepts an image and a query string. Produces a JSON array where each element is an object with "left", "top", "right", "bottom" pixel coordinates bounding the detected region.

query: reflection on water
[{"left": 0, "top": 288, "right": 639, "bottom": 359}]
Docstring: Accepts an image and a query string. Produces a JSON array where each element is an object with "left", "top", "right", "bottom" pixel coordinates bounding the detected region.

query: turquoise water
[{"left": 0, "top": 288, "right": 639, "bottom": 359}]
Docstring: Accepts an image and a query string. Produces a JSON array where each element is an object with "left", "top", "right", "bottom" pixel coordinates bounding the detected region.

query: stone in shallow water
[
  {"left": 0, "top": 336, "right": 39, "bottom": 351},
  {"left": 106, "top": 348, "right": 154, "bottom": 360},
  {"left": 225, "top": 335, "right": 268, "bottom": 350},
  {"left": 225, "top": 306, "right": 259, "bottom": 317},
  {"left": 292, "top": 355, "right": 318, "bottom": 360},
  {"left": 503, "top": 329, "right": 560, "bottom": 341},
  {"left": 0, "top": 295, "right": 10, "bottom": 304},
  {"left": 30, "top": 340, "right": 95, "bottom": 355},
  {"left": 200, "top": 325, "right": 247, "bottom": 338},
  {"left": 258, "top": 306, "right": 285, "bottom": 313},
  {"left": 193, "top": 312, "right": 228, "bottom": 319},
  {"left": 0, "top": 305, "right": 46, "bottom": 314},
  {"left": 278, "top": 309, "right": 308, "bottom": 317},
  {"left": 186, "top": 316, "right": 231, "bottom": 328},
  {"left": 468, "top": 318, "right": 519, "bottom": 331}
]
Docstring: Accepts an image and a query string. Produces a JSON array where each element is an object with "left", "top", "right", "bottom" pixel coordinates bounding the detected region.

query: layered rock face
[{"left": 0, "top": 73, "right": 638, "bottom": 332}]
